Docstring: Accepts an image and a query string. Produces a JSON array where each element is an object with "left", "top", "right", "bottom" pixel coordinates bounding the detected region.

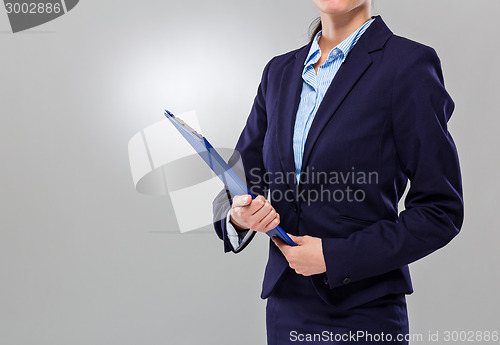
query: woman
[{"left": 212, "top": 1, "right": 464, "bottom": 344}]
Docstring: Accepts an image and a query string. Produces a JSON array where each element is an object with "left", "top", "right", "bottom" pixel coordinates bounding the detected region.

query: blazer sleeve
[
  {"left": 212, "top": 58, "right": 274, "bottom": 253},
  {"left": 321, "top": 45, "right": 464, "bottom": 288}
]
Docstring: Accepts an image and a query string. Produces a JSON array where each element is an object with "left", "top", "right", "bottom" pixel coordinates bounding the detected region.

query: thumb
[
  {"left": 233, "top": 194, "right": 252, "bottom": 207},
  {"left": 287, "top": 233, "right": 304, "bottom": 245}
]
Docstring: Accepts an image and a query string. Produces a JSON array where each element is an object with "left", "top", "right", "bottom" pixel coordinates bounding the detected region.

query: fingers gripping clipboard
[{"left": 164, "top": 110, "right": 297, "bottom": 246}]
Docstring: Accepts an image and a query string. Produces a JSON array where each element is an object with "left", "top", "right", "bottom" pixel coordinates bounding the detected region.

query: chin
[{"left": 312, "top": 0, "right": 366, "bottom": 15}]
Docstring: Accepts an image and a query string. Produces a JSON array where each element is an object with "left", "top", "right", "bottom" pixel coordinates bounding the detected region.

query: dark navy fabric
[
  {"left": 266, "top": 267, "right": 409, "bottom": 345},
  {"left": 212, "top": 14, "right": 463, "bottom": 336}
]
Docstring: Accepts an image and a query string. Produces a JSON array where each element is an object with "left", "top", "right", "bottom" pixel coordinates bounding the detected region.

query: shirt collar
[{"left": 304, "top": 18, "right": 375, "bottom": 67}]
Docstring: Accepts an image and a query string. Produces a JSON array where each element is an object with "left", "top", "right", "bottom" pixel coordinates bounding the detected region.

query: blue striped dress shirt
[{"left": 293, "top": 18, "right": 374, "bottom": 184}]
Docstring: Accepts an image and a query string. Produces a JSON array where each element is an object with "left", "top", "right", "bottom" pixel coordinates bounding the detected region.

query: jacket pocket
[{"left": 337, "top": 215, "right": 375, "bottom": 226}]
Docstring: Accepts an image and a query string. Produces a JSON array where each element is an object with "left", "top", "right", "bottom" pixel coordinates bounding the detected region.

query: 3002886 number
[
  {"left": 5, "top": 2, "right": 62, "bottom": 14},
  {"left": 443, "top": 330, "right": 499, "bottom": 342}
]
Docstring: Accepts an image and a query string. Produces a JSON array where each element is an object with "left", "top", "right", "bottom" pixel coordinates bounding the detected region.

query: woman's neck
[{"left": 318, "top": 5, "right": 372, "bottom": 53}]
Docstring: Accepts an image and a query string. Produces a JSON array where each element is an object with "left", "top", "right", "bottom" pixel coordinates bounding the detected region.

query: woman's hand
[
  {"left": 229, "top": 194, "right": 280, "bottom": 233},
  {"left": 272, "top": 234, "right": 327, "bottom": 276}
]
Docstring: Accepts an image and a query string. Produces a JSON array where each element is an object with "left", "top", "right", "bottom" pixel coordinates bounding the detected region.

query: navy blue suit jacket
[{"left": 213, "top": 15, "right": 463, "bottom": 309}]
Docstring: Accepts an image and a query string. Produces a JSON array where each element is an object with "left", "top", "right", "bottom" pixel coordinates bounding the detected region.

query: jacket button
[{"left": 343, "top": 277, "right": 351, "bottom": 285}]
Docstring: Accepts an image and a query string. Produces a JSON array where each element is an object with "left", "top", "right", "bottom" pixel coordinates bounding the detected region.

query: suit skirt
[{"left": 266, "top": 268, "right": 409, "bottom": 345}]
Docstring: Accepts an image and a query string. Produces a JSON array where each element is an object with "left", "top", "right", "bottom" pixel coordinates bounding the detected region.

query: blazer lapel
[
  {"left": 299, "top": 15, "right": 392, "bottom": 185},
  {"left": 274, "top": 15, "right": 393, "bottom": 193},
  {"left": 275, "top": 43, "right": 311, "bottom": 195},
  {"left": 299, "top": 45, "right": 372, "bottom": 183}
]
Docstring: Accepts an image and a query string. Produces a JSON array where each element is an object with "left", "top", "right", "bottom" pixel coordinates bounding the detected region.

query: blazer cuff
[{"left": 226, "top": 209, "right": 254, "bottom": 251}]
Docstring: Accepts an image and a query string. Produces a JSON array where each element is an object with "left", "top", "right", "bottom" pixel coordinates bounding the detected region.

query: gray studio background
[{"left": 1, "top": 1, "right": 499, "bottom": 344}]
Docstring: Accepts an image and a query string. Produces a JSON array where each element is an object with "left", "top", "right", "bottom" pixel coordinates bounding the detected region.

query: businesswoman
[{"left": 213, "top": 0, "right": 464, "bottom": 344}]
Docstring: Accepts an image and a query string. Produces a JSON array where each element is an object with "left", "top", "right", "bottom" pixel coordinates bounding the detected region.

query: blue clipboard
[{"left": 164, "top": 110, "right": 297, "bottom": 246}]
